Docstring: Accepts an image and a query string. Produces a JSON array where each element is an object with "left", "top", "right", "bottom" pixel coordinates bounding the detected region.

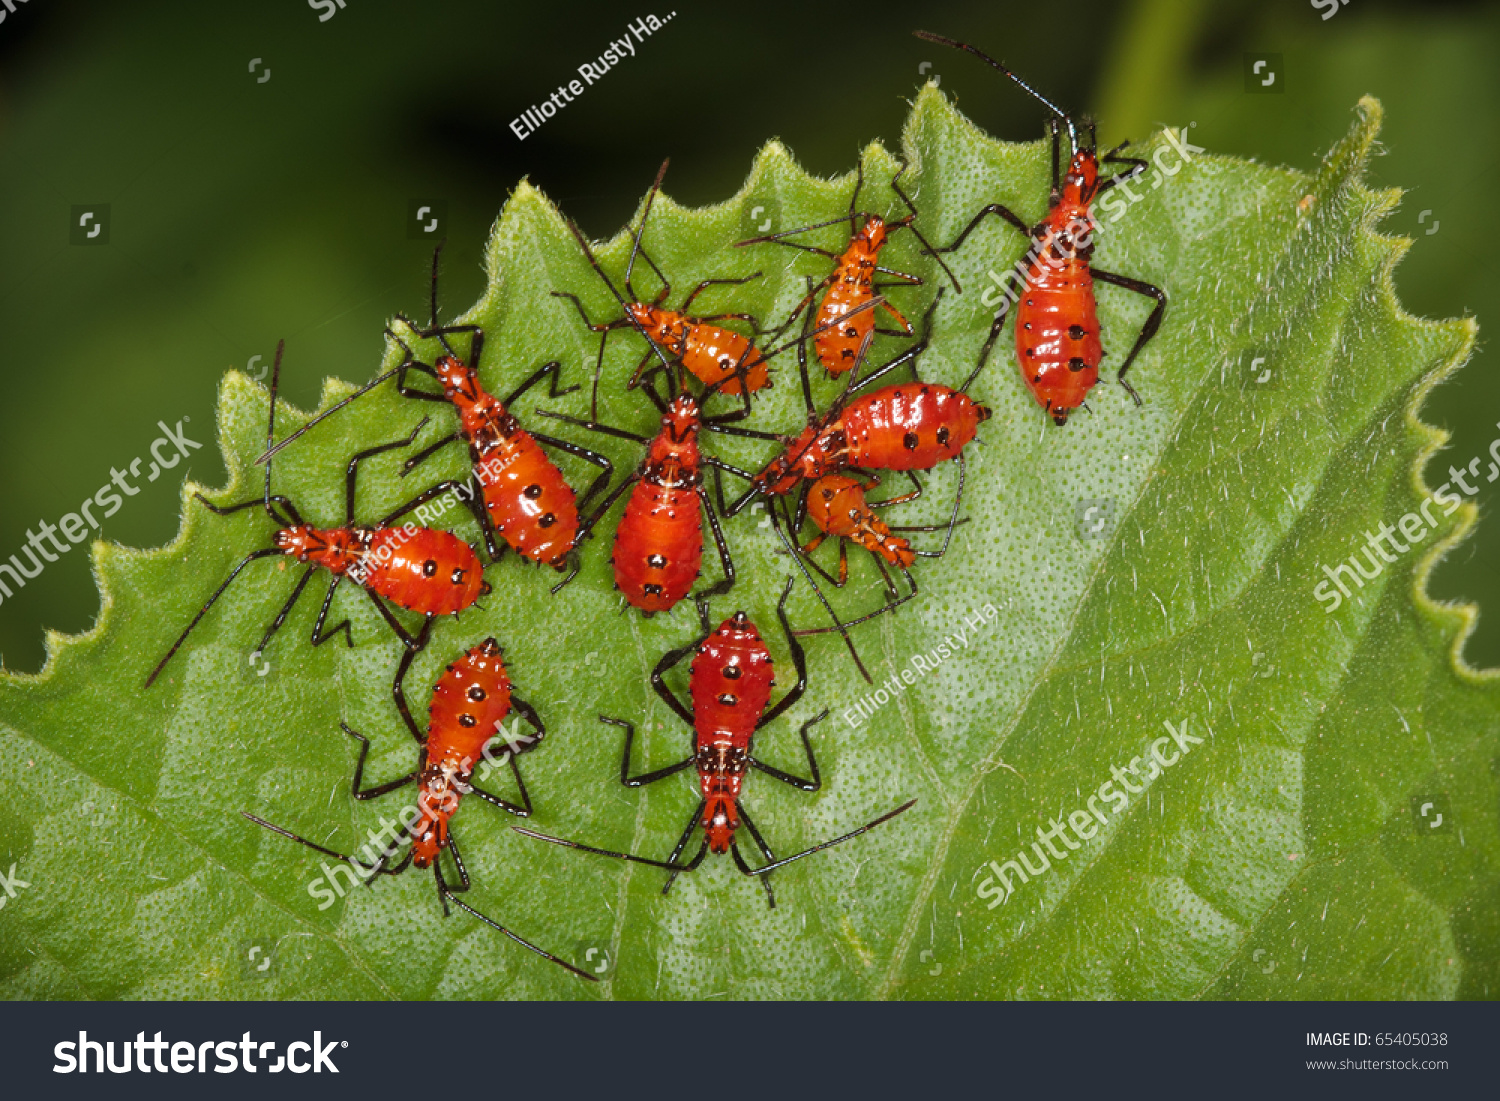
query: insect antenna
[
  {"left": 737, "top": 798, "right": 917, "bottom": 877},
  {"left": 427, "top": 240, "right": 457, "bottom": 357},
  {"left": 560, "top": 214, "right": 679, "bottom": 403},
  {"left": 513, "top": 826, "right": 709, "bottom": 873},
  {"left": 624, "top": 158, "right": 674, "bottom": 305},
  {"left": 240, "top": 811, "right": 410, "bottom": 879},
  {"left": 253, "top": 356, "right": 436, "bottom": 465},
  {"left": 260, "top": 341, "right": 304, "bottom": 527},
  {"left": 912, "top": 31, "right": 1077, "bottom": 150},
  {"left": 144, "top": 344, "right": 306, "bottom": 688}
]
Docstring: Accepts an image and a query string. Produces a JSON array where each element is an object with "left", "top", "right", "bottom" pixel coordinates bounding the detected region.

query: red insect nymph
[
  {"left": 916, "top": 30, "right": 1166, "bottom": 425},
  {"left": 145, "top": 342, "right": 489, "bottom": 688},
  {"left": 516, "top": 578, "right": 915, "bottom": 907},
  {"left": 243, "top": 626, "right": 591, "bottom": 981}
]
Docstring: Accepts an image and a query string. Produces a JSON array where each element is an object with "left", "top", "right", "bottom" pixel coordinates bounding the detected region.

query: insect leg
[
  {"left": 732, "top": 805, "right": 778, "bottom": 908},
  {"left": 503, "top": 359, "right": 579, "bottom": 405},
  {"left": 391, "top": 619, "right": 434, "bottom": 743},
  {"left": 749, "top": 709, "right": 826, "bottom": 792},
  {"left": 246, "top": 563, "right": 318, "bottom": 660},
  {"left": 381, "top": 475, "right": 503, "bottom": 563},
  {"left": 873, "top": 297, "right": 915, "bottom": 338},
  {"left": 697, "top": 420, "right": 782, "bottom": 443},
  {"left": 466, "top": 754, "right": 534, "bottom": 818},
  {"left": 430, "top": 837, "right": 471, "bottom": 918},
  {"left": 344, "top": 416, "right": 435, "bottom": 525},
  {"left": 679, "top": 271, "right": 764, "bottom": 318},
  {"left": 534, "top": 408, "right": 648, "bottom": 445},
  {"left": 309, "top": 576, "right": 355, "bottom": 647},
  {"left": 397, "top": 432, "right": 464, "bottom": 478},
  {"left": 1091, "top": 268, "right": 1165, "bottom": 405},
  {"left": 759, "top": 576, "right": 810, "bottom": 726},
  {"left": 769, "top": 508, "right": 874, "bottom": 685},
  {"left": 889, "top": 164, "right": 961, "bottom": 291},
  {"left": 796, "top": 530, "right": 849, "bottom": 592},
  {"left": 463, "top": 692, "right": 541, "bottom": 815},
  {"left": 650, "top": 636, "right": 702, "bottom": 728},
  {"left": 361, "top": 587, "right": 424, "bottom": 649},
  {"left": 691, "top": 485, "right": 735, "bottom": 602},
  {"left": 627, "top": 347, "right": 674, "bottom": 397},
  {"left": 871, "top": 555, "right": 900, "bottom": 602},
  {"left": 867, "top": 471, "right": 923, "bottom": 510},
  {"left": 795, "top": 277, "right": 818, "bottom": 414},
  {"left": 573, "top": 470, "right": 638, "bottom": 547},
  {"left": 600, "top": 716, "right": 694, "bottom": 788},
  {"left": 549, "top": 290, "right": 617, "bottom": 332},
  {"left": 910, "top": 451, "right": 967, "bottom": 558},
  {"left": 194, "top": 489, "right": 304, "bottom": 529},
  {"left": 506, "top": 694, "right": 546, "bottom": 752},
  {"left": 929, "top": 202, "right": 1030, "bottom": 257},
  {"left": 531, "top": 432, "right": 614, "bottom": 513},
  {"left": 341, "top": 723, "right": 419, "bottom": 798},
  {"left": 798, "top": 562, "right": 918, "bottom": 634},
  {"left": 660, "top": 800, "right": 709, "bottom": 897},
  {"left": 697, "top": 463, "right": 752, "bottom": 522},
  {"left": 1098, "top": 141, "right": 1149, "bottom": 193},
  {"left": 849, "top": 290, "right": 944, "bottom": 391},
  {"left": 791, "top": 478, "right": 813, "bottom": 533}
]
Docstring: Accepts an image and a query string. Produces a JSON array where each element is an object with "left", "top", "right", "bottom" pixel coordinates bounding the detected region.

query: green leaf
[{"left": 1, "top": 89, "right": 1494, "bottom": 1000}]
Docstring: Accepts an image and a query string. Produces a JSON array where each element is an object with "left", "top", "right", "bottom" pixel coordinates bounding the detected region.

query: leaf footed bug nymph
[
  {"left": 145, "top": 342, "right": 490, "bottom": 688},
  {"left": 515, "top": 577, "right": 916, "bottom": 907},
  {"left": 553, "top": 159, "right": 794, "bottom": 420},
  {"left": 243, "top": 620, "right": 594, "bottom": 981},
  {"left": 736, "top": 160, "right": 959, "bottom": 378},
  {"left": 914, "top": 31, "right": 1167, "bottom": 426}
]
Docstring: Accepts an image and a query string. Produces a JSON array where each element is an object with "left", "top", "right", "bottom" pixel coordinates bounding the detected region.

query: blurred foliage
[{"left": 0, "top": 0, "right": 1496, "bottom": 678}]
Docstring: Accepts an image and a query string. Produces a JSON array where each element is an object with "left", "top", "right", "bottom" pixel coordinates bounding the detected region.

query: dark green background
[{"left": 0, "top": 0, "right": 1495, "bottom": 673}]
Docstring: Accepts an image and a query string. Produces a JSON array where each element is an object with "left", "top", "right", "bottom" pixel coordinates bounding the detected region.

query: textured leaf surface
[{"left": 0, "top": 88, "right": 1494, "bottom": 1000}]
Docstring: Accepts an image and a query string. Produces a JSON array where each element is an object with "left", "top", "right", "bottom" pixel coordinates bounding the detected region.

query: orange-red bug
[
  {"left": 541, "top": 368, "right": 873, "bottom": 679},
  {"left": 242, "top": 623, "right": 594, "bottom": 981},
  {"left": 541, "top": 385, "right": 749, "bottom": 616},
  {"left": 803, "top": 475, "right": 918, "bottom": 571},
  {"left": 145, "top": 342, "right": 489, "bottom": 688},
  {"left": 553, "top": 159, "right": 781, "bottom": 419},
  {"left": 736, "top": 162, "right": 958, "bottom": 378},
  {"left": 796, "top": 466, "right": 966, "bottom": 593},
  {"left": 915, "top": 31, "right": 1166, "bottom": 426},
  {"left": 736, "top": 319, "right": 991, "bottom": 504},
  {"left": 515, "top": 578, "right": 915, "bottom": 907},
  {"left": 257, "top": 248, "right": 613, "bottom": 588},
  {"left": 777, "top": 463, "right": 968, "bottom": 647}
]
